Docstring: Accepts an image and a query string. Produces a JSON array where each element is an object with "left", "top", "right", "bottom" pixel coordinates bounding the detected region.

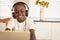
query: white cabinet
[
  {"left": 34, "top": 22, "right": 52, "bottom": 40},
  {"left": 34, "top": 22, "right": 60, "bottom": 40}
]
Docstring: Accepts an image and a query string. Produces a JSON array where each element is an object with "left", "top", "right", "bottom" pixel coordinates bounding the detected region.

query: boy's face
[{"left": 14, "top": 5, "right": 26, "bottom": 22}]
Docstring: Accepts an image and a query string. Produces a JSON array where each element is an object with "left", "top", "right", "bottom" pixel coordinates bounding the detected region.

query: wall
[
  {"left": 29, "top": 0, "right": 60, "bottom": 21},
  {"left": 14, "top": 0, "right": 29, "bottom": 4},
  {"left": 0, "top": 0, "right": 13, "bottom": 18}
]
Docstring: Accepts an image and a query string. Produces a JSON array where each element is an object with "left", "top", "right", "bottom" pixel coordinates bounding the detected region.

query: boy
[{"left": 5, "top": 2, "right": 36, "bottom": 40}]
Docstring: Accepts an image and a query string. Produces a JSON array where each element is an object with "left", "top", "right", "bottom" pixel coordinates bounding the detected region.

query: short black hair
[
  {"left": 12, "top": 2, "right": 29, "bottom": 11},
  {"left": 13, "top": 2, "right": 26, "bottom": 8}
]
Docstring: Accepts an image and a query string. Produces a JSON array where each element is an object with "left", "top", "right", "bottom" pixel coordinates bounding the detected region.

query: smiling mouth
[
  {"left": 19, "top": 16, "right": 22, "bottom": 18},
  {"left": 16, "top": 16, "right": 22, "bottom": 18}
]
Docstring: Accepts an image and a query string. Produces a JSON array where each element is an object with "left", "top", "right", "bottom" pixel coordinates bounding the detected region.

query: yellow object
[
  {"left": 36, "top": 0, "right": 39, "bottom": 5},
  {"left": 36, "top": 0, "right": 49, "bottom": 8},
  {"left": 45, "top": 2, "right": 49, "bottom": 8},
  {"left": 39, "top": 1, "right": 45, "bottom": 7}
]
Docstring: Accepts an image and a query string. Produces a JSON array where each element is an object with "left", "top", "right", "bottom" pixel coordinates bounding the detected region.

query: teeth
[{"left": 19, "top": 16, "right": 22, "bottom": 17}]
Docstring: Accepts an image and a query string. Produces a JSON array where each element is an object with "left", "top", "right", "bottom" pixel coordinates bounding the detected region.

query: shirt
[{"left": 7, "top": 17, "right": 35, "bottom": 31}]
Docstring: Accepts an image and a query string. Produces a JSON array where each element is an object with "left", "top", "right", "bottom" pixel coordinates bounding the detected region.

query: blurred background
[{"left": 0, "top": 0, "right": 60, "bottom": 40}]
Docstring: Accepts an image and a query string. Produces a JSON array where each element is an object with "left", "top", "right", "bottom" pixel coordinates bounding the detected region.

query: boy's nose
[{"left": 18, "top": 11, "right": 22, "bottom": 16}]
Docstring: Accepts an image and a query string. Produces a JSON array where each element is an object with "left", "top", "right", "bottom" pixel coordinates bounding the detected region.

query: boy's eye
[
  {"left": 15, "top": 12, "right": 18, "bottom": 13},
  {"left": 21, "top": 11, "right": 24, "bottom": 13},
  {"left": 14, "top": 11, "right": 18, "bottom": 13},
  {"left": 14, "top": 10, "right": 25, "bottom": 13}
]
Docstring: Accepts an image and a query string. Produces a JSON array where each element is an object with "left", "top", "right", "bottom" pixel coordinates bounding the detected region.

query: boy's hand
[
  {"left": 5, "top": 28, "right": 11, "bottom": 31},
  {"left": 29, "top": 29, "right": 36, "bottom": 40}
]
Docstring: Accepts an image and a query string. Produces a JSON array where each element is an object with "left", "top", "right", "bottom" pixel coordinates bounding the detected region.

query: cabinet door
[
  {"left": 52, "top": 23, "right": 60, "bottom": 40},
  {"left": 34, "top": 22, "right": 52, "bottom": 39}
]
